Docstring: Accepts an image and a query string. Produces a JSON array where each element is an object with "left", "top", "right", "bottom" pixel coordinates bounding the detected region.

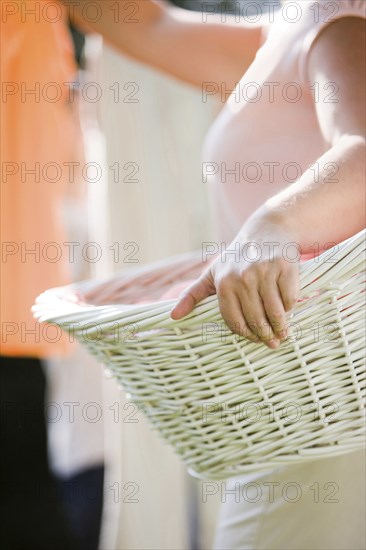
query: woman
[{"left": 67, "top": 0, "right": 366, "bottom": 547}]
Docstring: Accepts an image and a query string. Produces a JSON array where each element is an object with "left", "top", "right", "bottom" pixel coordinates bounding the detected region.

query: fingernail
[{"left": 268, "top": 339, "right": 280, "bottom": 349}]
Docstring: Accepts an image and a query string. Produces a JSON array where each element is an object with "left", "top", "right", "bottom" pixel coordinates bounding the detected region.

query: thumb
[{"left": 170, "top": 271, "right": 215, "bottom": 320}]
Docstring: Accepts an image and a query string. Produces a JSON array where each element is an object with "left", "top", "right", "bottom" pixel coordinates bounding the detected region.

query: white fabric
[
  {"left": 213, "top": 450, "right": 366, "bottom": 550},
  {"left": 44, "top": 343, "right": 105, "bottom": 478}
]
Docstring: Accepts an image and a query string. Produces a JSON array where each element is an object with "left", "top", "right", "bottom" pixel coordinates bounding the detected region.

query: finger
[
  {"left": 260, "top": 279, "right": 288, "bottom": 341},
  {"left": 217, "top": 291, "right": 259, "bottom": 343},
  {"left": 237, "top": 288, "right": 280, "bottom": 349},
  {"left": 170, "top": 273, "right": 215, "bottom": 320},
  {"left": 278, "top": 266, "right": 300, "bottom": 312}
]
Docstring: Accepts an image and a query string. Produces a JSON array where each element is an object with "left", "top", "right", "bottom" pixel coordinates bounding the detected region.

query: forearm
[
  {"left": 63, "top": 0, "right": 166, "bottom": 57},
  {"left": 243, "top": 135, "right": 366, "bottom": 252},
  {"left": 62, "top": 0, "right": 261, "bottom": 88}
]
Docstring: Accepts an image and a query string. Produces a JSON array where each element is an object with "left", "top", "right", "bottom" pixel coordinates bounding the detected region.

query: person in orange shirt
[
  {"left": 1, "top": 5, "right": 79, "bottom": 358},
  {"left": 0, "top": 4, "right": 98, "bottom": 548}
]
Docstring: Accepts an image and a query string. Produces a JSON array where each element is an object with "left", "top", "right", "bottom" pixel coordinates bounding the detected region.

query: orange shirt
[{"left": 1, "top": 1, "right": 80, "bottom": 357}]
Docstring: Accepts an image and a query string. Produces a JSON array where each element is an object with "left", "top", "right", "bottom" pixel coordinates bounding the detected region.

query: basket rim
[{"left": 32, "top": 229, "right": 366, "bottom": 327}]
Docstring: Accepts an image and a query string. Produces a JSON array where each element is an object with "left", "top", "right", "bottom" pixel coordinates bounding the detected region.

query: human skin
[
  {"left": 65, "top": 1, "right": 366, "bottom": 347},
  {"left": 64, "top": 0, "right": 262, "bottom": 89},
  {"left": 171, "top": 17, "right": 366, "bottom": 348}
]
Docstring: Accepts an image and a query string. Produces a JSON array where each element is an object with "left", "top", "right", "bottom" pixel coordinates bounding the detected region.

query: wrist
[{"left": 239, "top": 206, "right": 300, "bottom": 244}]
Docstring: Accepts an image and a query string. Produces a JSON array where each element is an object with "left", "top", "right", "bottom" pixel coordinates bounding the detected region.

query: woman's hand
[{"left": 170, "top": 219, "right": 300, "bottom": 349}]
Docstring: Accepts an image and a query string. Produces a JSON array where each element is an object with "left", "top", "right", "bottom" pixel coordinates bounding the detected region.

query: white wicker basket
[{"left": 33, "top": 231, "right": 366, "bottom": 480}]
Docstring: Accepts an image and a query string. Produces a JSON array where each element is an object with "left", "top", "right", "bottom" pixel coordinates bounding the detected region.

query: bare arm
[
  {"left": 171, "top": 17, "right": 366, "bottom": 347},
  {"left": 62, "top": 0, "right": 262, "bottom": 88},
  {"left": 261, "top": 16, "right": 365, "bottom": 248}
]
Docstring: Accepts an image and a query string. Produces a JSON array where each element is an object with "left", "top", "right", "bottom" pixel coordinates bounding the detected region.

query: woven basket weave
[{"left": 34, "top": 231, "right": 366, "bottom": 480}]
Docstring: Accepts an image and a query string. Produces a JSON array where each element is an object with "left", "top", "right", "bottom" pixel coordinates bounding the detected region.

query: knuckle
[
  {"left": 247, "top": 319, "right": 258, "bottom": 333},
  {"left": 269, "top": 310, "right": 283, "bottom": 321},
  {"left": 216, "top": 275, "right": 233, "bottom": 295},
  {"left": 258, "top": 323, "right": 274, "bottom": 341},
  {"left": 239, "top": 267, "right": 256, "bottom": 285},
  {"left": 278, "top": 255, "right": 290, "bottom": 267},
  {"left": 242, "top": 325, "right": 258, "bottom": 342},
  {"left": 226, "top": 320, "right": 244, "bottom": 338},
  {"left": 279, "top": 259, "right": 294, "bottom": 274},
  {"left": 284, "top": 294, "right": 298, "bottom": 309},
  {"left": 232, "top": 322, "right": 259, "bottom": 343}
]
